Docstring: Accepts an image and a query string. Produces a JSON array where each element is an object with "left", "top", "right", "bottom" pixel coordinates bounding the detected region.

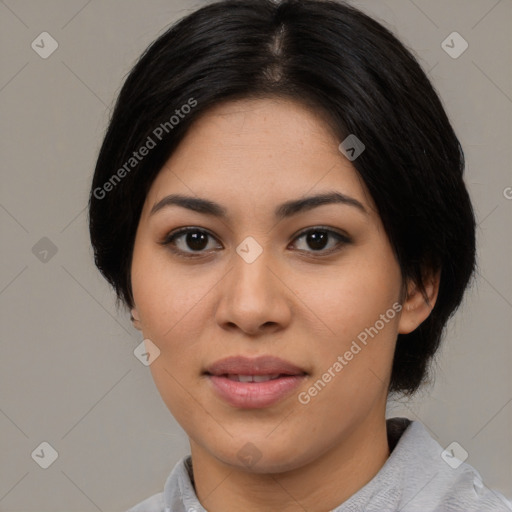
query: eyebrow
[{"left": 149, "top": 191, "right": 367, "bottom": 220}]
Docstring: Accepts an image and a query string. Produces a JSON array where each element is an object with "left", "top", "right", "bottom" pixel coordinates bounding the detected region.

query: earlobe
[
  {"left": 398, "top": 269, "right": 441, "bottom": 335},
  {"left": 130, "top": 307, "right": 142, "bottom": 331}
]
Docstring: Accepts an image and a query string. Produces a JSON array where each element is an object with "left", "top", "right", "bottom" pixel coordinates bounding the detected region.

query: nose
[{"left": 214, "top": 245, "right": 292, "bottom": 336}]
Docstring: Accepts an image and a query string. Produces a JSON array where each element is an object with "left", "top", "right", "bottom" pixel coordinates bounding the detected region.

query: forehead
[
  {"left": 182, "top": 96, "right": 340, "bottom": 152},
  {"left": 143, "top": 97, "right": 375, "bottom": 216}
]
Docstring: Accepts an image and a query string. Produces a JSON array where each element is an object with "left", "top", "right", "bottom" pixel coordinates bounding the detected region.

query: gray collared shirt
[{"left": 127, "top": 417, "right": 512, "bottom": 512}]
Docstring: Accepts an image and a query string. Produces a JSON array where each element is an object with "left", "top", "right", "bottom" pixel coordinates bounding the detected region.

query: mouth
[
  {"left": 204, "top": 354, "right": 307, "bottom": 377},
  {"left": 204, "top": 355, "right": 308, "bottom": 409},
  {"left": 221, "top": 374, "right": 286, "bottom": 382}
]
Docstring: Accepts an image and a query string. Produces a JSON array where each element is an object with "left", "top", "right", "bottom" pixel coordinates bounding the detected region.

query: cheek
[
  {"left": 131, "top": 241, "right": 212, "bottom": 341},
  {"left": 292, "top": 252, "right": 401, "bottom": 401},
  {"left": 296, "top": 281, "right": 399, "bottom": 425},
  {"left": 299, "top": 255, "right": 401, "bottom": 341}
]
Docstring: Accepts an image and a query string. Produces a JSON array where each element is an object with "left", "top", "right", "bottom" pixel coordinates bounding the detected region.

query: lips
[
  {"left": 204, "top": 355, "right": 307, "bottom": 409},
  {"left": 204, "top": 355, "right": 307, "bottom": 377}
]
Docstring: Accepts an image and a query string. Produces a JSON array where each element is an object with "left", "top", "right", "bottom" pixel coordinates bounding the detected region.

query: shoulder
[
  {"left": 123, "top": 455, "right": 195, "bottom": 512},
  {"left": 435, "top": 466, "right": 512, "bottom": 512},
  {"left": 339, "top": 418, "right": 512, "bottom": 512},
  {"left": 125, "top": 491, "right": 165, "bottom": 512},
  {"left": 390, "top": 419, "right": 512, "bottom": 511}
]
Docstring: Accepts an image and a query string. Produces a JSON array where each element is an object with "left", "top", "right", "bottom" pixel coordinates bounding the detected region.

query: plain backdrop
[{"left": 1, "top": 0, "right": 511, "bottom": 510}]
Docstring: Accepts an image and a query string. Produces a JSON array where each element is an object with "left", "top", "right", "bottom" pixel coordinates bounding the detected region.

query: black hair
[{"left": 88, "top": 0, "right": 476, "bottom": 395}]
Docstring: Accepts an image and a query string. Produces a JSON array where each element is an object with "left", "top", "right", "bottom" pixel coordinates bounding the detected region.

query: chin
[{"left": 208, "top": 437, "right": 315, "bottom": 475}]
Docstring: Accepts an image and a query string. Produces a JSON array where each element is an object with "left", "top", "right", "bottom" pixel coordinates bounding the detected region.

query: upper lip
[{"left": 205, "top": 355, "right": 307, "bottom": 376}]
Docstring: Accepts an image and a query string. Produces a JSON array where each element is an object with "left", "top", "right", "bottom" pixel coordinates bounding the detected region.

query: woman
[{"left": 88, "top": 0, "right": 511, "bottom": 510}]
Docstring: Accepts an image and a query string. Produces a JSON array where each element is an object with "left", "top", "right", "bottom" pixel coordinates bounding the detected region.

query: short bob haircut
[{"left": 88, "top": 0, "right": 476, "bottom": 396}]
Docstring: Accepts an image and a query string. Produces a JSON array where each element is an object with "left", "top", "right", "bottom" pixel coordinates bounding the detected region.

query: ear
[
  {"left": 398, "top": 269, "right": 441, "bottom": 335},
  {"left": 130, "top": 307, "right": 143, "bottom": 331}
]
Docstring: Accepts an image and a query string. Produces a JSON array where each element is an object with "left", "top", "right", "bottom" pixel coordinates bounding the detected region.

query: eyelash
[{"left": 159, "top": 226, "right": 352, "bottom": 259}]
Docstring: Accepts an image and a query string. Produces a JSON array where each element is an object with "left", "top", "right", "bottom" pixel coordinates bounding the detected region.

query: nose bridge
[
  {"left": 215, "top": 236, "right": 290, "bottom": 333},
  {"left": 230, "top": 236, "right": 276, "bottom": 301}
]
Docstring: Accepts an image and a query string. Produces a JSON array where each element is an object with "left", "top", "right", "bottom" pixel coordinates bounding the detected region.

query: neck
[{"left": 189, "top": 414, "right": 390, "bottom": 512}]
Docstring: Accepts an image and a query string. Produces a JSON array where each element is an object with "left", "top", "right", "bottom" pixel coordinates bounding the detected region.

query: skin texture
[{"left": 130, "top": 97, "right": 439, "bottom": 511}]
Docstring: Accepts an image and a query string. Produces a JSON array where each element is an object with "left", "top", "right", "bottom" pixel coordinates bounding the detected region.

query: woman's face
[{"left": 130, "top": 97, "right": 417, "bottom": 473}]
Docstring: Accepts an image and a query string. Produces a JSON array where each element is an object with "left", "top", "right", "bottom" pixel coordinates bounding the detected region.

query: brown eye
[
  {"left": 291, "top": 228, "right": 351, "bottom": 254},
  {"left": 181, "top": 231, "right": 209, "bottom": 251},
  {"left": 160, "top": 226, "right": 351, "bottom": 259},
  {"left": 304, "top": 230, "right": 329, "bottom": 250},
  {"left": 161, "top": 228, "right": 221, "bottom": 256}
]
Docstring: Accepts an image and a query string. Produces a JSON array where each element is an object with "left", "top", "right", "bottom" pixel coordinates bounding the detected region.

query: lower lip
[{"left": 207, "top": 374, "right": 306, "bottom": 409}]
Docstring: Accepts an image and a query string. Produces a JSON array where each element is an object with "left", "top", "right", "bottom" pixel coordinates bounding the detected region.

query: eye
[
  {"left": 159, "top": 227, "right": 221, "bottom": 257},
  {"left": 290, "top": 227, "right": 351, "bottom": 255},
  {"left": 160, "top": 226, "right": 351, "bottom": 258}
]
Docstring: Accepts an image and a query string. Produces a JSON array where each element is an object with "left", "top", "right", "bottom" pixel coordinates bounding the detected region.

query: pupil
[
  {"left": 187, "top": 231, "right": 208, "bottom": 251},
  {"left": 308, "top": 231, "right": 328, "bottom": 250}
]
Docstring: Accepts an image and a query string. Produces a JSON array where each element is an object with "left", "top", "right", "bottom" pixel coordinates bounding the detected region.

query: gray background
[{"left": 1, "top": 0, "right": 511, "bottom": 510}]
